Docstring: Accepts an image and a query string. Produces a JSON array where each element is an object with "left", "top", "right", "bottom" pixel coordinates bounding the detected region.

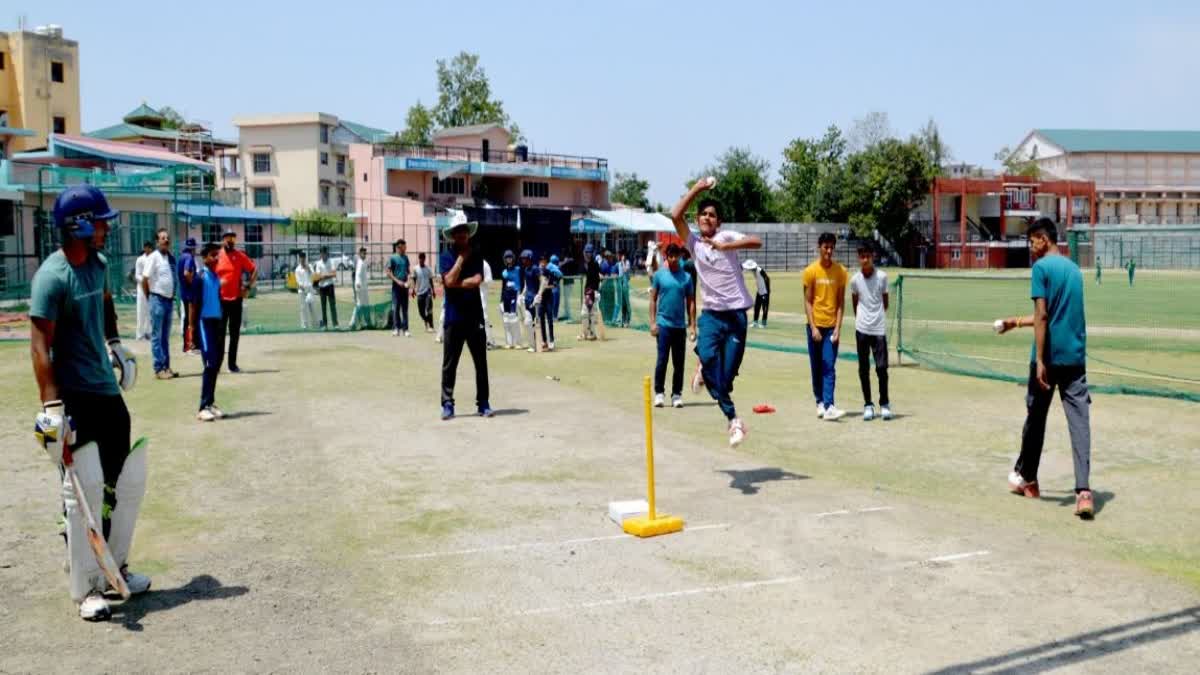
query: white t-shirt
[
  {"left": 134, "top": 253, "right": 149, "bottom": 283},
  {"left": 294, "top": 264, "right": 313, "bottom": 292},
  {"left": 686, "top": 231, "right": 753, "bottom": 312},
  {"left": 752, "top": 268, "right": 767, "bottom": 296},
  {"left": 850, "top": 268, "right": 888, "bottom": 336},
  {"left": 354, "top": 257, "right": 368, "bottom": 289},
  {"left": 145, "top": 250, "right": 176, "bottom": 298},
  {"left": 314, "top": 258, "right": 336, "bottom": 288}
]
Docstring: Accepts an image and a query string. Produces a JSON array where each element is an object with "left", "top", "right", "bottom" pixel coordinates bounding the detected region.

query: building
[
  {"left": 1012, "top": 129, "right": 1200, "bottom": 225},
  {"left": 0, "top": 24, "right": 81, "bottom": 157},
  {"left": 215, "top": 112, "right": 389, "bottom": 217},
  {"left": 349, "top": 122, "right": 610, "bottom": 258},
  {"left": 86, "top": 103, "right": 236, "bottom": 163}
]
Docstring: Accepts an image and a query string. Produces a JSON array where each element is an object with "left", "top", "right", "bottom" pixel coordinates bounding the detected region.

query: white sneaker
[
  {"left": 654, "top": 393, "right": 665, "bottom": 408},
  {"left": 79, "top": 592, "right": 111, "bottom": 621},
  {"left": 392, "top": 329, "right": 400, "bottom": 336},
  {"left": 672, "top": 395, "right": 683, "bottom": 408},
  {"left": 817, "top": 403, "right": 827, "bottom": 419},
  {"left": 1008, "top": 471, "right": 1027, "bottom": 492},
  {"left": 548, "top": 341, "right": 555, "bottom": 351},
  {"left": 197, "top": 408, "right": 216, "bottom": 422},
  {"left": 822, "top": 406, "right": 846, "bottom": 421},
  {"left": 405, "top": 331, "right": 412, "bottom": 337},
  {"left": 881, "top": 406, "right": 893, "bottom": 421},
  {"left": 728, "top": 418, "right": 747, "bottom": 447},
  {"left": 527, "top": 346, "right": 536, "bottom": 353},
  {"left": 751, "top": 321, "right": 759, "bottom": 328},
  {"left": 209, "top": 404, "right": 226, "bottom": 419},
  {"left": 119, "top": 567, "right": 152, "bottom": 595},
  {"left": 863, "top": 404, "right": 875, "bottom": 421},
  {"left": 691, "top": 364, "right": 704, "bottom": 394}
]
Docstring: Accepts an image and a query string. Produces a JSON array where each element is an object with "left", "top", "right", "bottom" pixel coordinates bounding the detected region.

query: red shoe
[
  {"left": 1007, "top": 471, "right": 1039, "bottom": 498},
  {"left": 1075, "top": 490, "right": 1095, "bottom": 519}
]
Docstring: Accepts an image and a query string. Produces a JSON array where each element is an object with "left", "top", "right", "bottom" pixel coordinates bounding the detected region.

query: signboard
[
  {"left": 550, "top": 166, "right": 606, "bottom": 181},
  {"left": 479, "top": 162, "right": 549, "bottom": 178}
]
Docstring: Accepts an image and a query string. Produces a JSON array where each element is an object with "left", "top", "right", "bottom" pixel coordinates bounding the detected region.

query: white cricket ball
[
  {"left": 993, "top": 319, "right": 1005, "bottom": 333},
  {"left": 705, "top": 176, "right": 716, "bottom": 188}
]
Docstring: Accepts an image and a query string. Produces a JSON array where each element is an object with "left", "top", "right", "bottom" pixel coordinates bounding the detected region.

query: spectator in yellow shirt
[{"left": 803, "top": 232, "right": 849, "bottom": 420}]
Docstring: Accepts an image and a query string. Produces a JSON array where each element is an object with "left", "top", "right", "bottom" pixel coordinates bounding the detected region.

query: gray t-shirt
[
  {"left": 414, "top": 266, "right": 433, "bottom": 295},
  {"left": 30, "top": 250, "right": 120, "bottom": 396},
  {"left": 850, "top": 268, "right": 888, "bottom": 337}
]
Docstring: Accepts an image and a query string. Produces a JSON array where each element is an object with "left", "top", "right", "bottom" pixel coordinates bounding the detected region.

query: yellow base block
[{"left": 622, "top": 515, "right": 685, "bottom": 538}]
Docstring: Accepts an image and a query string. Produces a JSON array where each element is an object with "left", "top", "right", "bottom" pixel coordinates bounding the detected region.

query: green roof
[
  {"left": 123, "top": 103, "right": 163, "bottom": 124},
  {"left": 85, "top": 122, "right": 235, "bottom": 146},
  {"left": 1035, "top": 129, "right": 1200, "bottom": 153},
  {"left": 340, "top": 119, "right": 391, "bottom": 143}
]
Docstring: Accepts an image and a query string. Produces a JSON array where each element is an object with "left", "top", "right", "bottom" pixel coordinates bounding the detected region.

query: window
[
  {"left": 320, "top": 185, "right": 330, "bottom": 206},
  {"left": 320, "top": 152, "right": 329, "bottom": 166},
  {"left": 203, "top": 222, "right": 223, "bottom": 243},
  {"left": 974, "top": 248, "right": 986, "bottom": 261},
  {"left": 432, "top": 176, "right": 465, "bottom": 195},
  {"left": 336, "top": 155, "right": 346, "bottom": 175},
  {"left": 951, "top": 249, "right": 962, "bottom": 261},
  {"left": 244, "top": 223, "right": 263, "bottom": 259},
  {"left": 362, "top": 172, "right": 368, "bottom": 183},
  {"left": 337, "top": 187, "right": 346, "bottom": 207},
  {"left": 51, "top": 61, "right": 64, "bottom": 83},
  {"left": 522, "top": 181, "right": 550, "bottom": 199},
  {"left": 253, "top": 153, "right": 271, "bottom": 173},
  {"left": 0, "top": 52, "right": 5, "bottom": 70},
  {"left": 253, "top": 187, "right": 272, "bottom": 207},
  {"left": 53, "top": 116, "right": 66, "bottom": 134},
  {"left": 320, "top": 124, "right": 329, "bottom": 144}
]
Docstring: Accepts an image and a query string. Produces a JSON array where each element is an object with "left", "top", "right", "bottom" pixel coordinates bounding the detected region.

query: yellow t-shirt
[{"left": 803, "top": 261, "right": 848, "bottom": 328}]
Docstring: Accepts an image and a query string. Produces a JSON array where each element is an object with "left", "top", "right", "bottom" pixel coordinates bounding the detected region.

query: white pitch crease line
[
  {"left": 396, "top": 523, "right": 732, "bottom": 560},
  {"left": 815, "top": 506, "right": 894, "bottom": 518},
  {"left": 925, "top": 550, "right": 990, "bottom": 563}
]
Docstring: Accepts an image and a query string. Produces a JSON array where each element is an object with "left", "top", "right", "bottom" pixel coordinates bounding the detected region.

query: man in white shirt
[
  {"left": 313, "top": 246, "right": 338, "bottom": 329},
  {"left": 743, "top": 260, "right": 771, "bottom": 328},
  {"left": 850, "top": 244, "right": 891, "bottom": 421},
  {"left": 294, "top": 251, "right": 318, "bottom": 329},
  {"left": 133, "top": 241, "right": 153, "bottom": 340},
  {"left": 141, "top": 229, "right": 177, "bottom": 379},
  {"left": 480, "top": 258, "right": 495, "bottom": 348},
  {"left": 349, "top": 246, "right": 370, "bottom": 329}
]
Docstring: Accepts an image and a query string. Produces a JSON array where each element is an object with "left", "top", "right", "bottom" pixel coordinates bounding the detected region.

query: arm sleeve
[
  {"left": 29, "top": 271, "right": 61, "bottom": 321},
  {"left": 1030, "top": 264, "right": 1047, "bottom": 299}
]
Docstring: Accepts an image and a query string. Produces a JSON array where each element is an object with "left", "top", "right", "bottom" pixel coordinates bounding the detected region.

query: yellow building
[{"left": 0, "top": 24, "right": 81, "bottom": 157}]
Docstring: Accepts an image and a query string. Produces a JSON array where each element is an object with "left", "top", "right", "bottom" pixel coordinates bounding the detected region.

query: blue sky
[{"left": 19, "top": 0, "right": 1200, "bottom": 204}]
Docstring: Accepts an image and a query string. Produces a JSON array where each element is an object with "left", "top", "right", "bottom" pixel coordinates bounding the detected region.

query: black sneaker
[
  {"left": 478, "top": 404, "right": 495, "bottom": 418},
  {"left": 441, "top": 404, "right": 455, "bottom": 421},
  {"left": 228, "top": 365, "right": 241, "bottom": 374}
]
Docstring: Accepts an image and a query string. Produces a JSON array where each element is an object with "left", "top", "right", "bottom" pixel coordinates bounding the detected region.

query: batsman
[{"left": 30, "top": 185, "right": 152, "bottom": 621}]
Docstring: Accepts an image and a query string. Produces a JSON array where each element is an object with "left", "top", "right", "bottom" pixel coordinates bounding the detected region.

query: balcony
[
  {"left": 222, "top": 168, "right": 241, "bottom": 180},
  {"left": 373, "top": 142, "right": 607, "bottom": 176}
]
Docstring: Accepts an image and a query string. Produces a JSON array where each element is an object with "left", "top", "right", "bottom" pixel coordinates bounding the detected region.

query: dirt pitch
[{"left": 1, "top": 326, "right": 1197, "bottom": 673}]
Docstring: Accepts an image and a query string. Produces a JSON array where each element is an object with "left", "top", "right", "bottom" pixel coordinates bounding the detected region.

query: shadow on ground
[
  {"left": 926, "top": 605, "right": 1200, "bottom": 674},
  {"left": 112, "top": 574, "right": 249, "bottom": 632},
  {"left": 717, "top": 467, "right": 810, "bottom": 495}
]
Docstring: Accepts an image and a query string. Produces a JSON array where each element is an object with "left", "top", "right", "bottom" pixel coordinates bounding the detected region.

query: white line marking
[
  {"left": 815, "top": 506, "right": 894, "bottom": 518},
  {"left": 396, "top": 523, "right": 731, "bottom": 560},
  {"left": 925, "top": 550, "right": 990, "bottom": 563},
  {"left": 856, "top": 506, "right": 895, "bottom": 513},
  {"left": 815, "top": 510, "right": 851, "bottom": 518}
]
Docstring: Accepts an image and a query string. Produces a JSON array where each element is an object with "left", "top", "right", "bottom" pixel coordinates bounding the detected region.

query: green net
[{"left": 895, "top": 271, "right": 1200, "bottom": 402}]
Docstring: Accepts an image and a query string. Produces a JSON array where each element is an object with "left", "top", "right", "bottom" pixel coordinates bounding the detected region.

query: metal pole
[{"left": 643, "top": 375, "right": 656, "bottom": 520}]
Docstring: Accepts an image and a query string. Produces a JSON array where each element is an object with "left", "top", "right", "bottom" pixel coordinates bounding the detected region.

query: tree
[
  {"left": 610, "top": 172, "right": 650, "bottom": 210},
  {"left": 777, "top": 125, "right": 847, "bottom": 222},
  {"left": 286, "top": 209, "right": 356, "bottom": 237},
  {"left": 838, "top": 138, "right": 934, "bottom": 241},
  {"left": 432, "top": 52, "right": 522, "bottom": 142},
  {"left": 398, "top": 102, "right": 435, "bottom": 145},
  {"left": 914, "top": 117, "right": 952, "bottom": 174},
  {"left": 847, "top": 111, "right": 894, "bottom": 153},
  {"left": 689, "top": 147, "right": 777, "bottom": 223},
  {"left": 158, "top": 106, "right": 186, "bottom": 130},
  {"left": 994, "top": 145, "right": 1041, "bottom": 178}
]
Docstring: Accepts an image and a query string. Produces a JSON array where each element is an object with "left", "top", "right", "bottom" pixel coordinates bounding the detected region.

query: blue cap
[
  {"left": 583, "top": 243, "right": 594, "bottom": 255},
  {"left": 184, "top": 238, "right": 197, "bottom": 248},
  {"left": 520, "top": 249, "right": 533, "bottom": 259},
  {"left": 503, "top": 249, "right": 515, "bottom": 259},
  {"left": 550, "top": 255, "right": 560, "bottom": 265}
]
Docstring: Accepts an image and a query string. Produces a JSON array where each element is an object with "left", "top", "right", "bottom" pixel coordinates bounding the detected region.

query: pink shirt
[{"left": 687, "top": 231, "right": 753, "bottom": 312}]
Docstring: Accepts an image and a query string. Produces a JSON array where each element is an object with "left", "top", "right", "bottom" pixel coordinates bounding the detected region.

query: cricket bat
[{"left": 63, "top": 439, "right": 130, "bottom": 600}]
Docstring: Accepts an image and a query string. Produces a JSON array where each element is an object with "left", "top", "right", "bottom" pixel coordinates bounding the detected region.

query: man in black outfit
[{"left": 439, "top": 222, "right": 492, "bottom": 420}]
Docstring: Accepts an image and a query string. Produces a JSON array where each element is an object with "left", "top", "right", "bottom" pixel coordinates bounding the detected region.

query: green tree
[
  {"left": 994, "top": 145, "right": 1041, "bottom": 178},
  {"left": 838, "top": 138, "right": 933, "bottom": 241},
  {"left": 777, "top": 125, "right": 847, "bottom": 222},
  {"left": 847, "top": 111, "right": 894, "bottom": 153},
  {"left": 158, "top": 106, "right": 186, "bottom": 130},
  {"left": 689, "top": 147, "right": 777, "bottom": 223},
  {"left": 914, "top": 117, "right": 951, "bottom": 174},
  {"left": 398, "top": 102, "right": 435, "bottom": 145},
  {"left": 285, "top": 209, "right": 356, "bottom": 237},
  {"left": 610, "top": 172, "right": 651, "bottom": 210},
  {"left": 432, "top": 52, "right": 522, "bottom": 142}
]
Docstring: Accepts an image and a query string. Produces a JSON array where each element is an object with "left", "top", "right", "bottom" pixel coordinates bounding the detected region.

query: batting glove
[
  {"left": 108, "top": 339, "right": 137, "bottom": 392},
  {"left": 34, "top": 400, "right": 74, "bottom": 465}
]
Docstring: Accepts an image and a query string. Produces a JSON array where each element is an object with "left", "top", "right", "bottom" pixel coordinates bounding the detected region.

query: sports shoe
[
  {"left": 863, "top": 404, "right": 875, "bottom": 421},
  {"left": 672, "top": 395, "right": 683, "bottom": 409},
  {"left": 881, "top": 406, "right": 893, "bottom": 421},
  {"left": 118, "top": 566, "right": 152, "bottom": 595},
  {"left": 728, "top": 418, "right": 747, "bottom": 447},
  {"left": 79, "top": 592, "right": 111, "bottom": 622},
  {"left": 405, "top": 331, "right": 412, "bottom": 337},
  {"left": 197, "top": 408, "right": 216, "bottom": 422},
  {"left": 817, "top": 403, "right": 827, "bottom": 419},
  {"left": 822, "top": 406, "right": 846, "bottom": 421},
  {"left": 654, "top": 393, "right": 665, "bottom": 408},
  {"left": 751, "top": 321, "right": 759, "bottom": 328},
  {"left": 478, "top": 404, "right": 495, "bottom": 418},
  {"left": 1007, "top": 471, "right": 1040, "bottom": 498},
  {"left": 392, "top": 329, "right": 400, "bottom": 336},
  {"left": 156, "top": 370, "right": 172, "bottom": 381},
  {"left": 440, "top": 404, "right": 454, "bottom": 421},
  {"left": 228, "top": 365, "right": 241, "bottom": 374},
  {"left": 548, "top": 341, "right": 556, "bottom": 351},
  {"left": 1075, "top": 490, "right": 1095, "bottom": 519},
  {"left": 527, "top": 346, "right": 536, "bottom": 353},
  {"left": 691, "top": 364, "right": 704, "bottom": 394}
]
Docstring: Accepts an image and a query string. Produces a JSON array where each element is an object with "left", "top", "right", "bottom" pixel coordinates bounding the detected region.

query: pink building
[{"left": 347, "top": 123, "right": 609, "bottom": 257}]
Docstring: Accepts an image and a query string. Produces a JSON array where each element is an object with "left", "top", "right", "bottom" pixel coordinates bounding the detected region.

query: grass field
[{"left": 1, "top": 279, "right": 1198, "bottom": 670}]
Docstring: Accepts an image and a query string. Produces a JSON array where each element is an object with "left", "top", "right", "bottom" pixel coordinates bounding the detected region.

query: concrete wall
[
  {"left": 0, "top": 30, "right": 82, "bottom": 152},
  {"left": 348, "top": 144, "right": 436, "bottom": 258},
  {"left": 433, "top": 127, "right": 512, "bottom": 153}
]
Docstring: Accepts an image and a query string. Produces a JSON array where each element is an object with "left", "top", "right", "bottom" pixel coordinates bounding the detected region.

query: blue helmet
[
  {"left": 583, "top": 243, "right": 594, "bottom": 256},
  {"left": 503, "top": 249, "right": 515, "bottom": 260},
  {"left": 53, "top": 185, "right": 119, "bottom": 240},
  {"left": 550, "top": 254, "right": 560, "bottom": 265},
  {"left": 520, "top": 249, "right": 533, "bottom": 260}
]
